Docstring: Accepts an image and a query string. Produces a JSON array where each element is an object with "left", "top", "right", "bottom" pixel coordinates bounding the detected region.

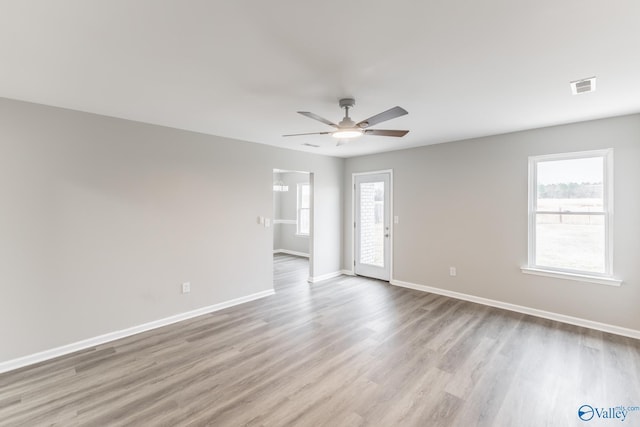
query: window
[
  {"left": 526, "top": 149, "right": 614, "bottom": 281},
  {"left": 297, "top": 183, "right": 310, "bottom": 235}
]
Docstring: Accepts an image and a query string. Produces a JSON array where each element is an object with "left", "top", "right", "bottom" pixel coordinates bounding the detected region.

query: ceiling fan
[{"left": 283, "top": 98, "right": 409, "bottom": 145}]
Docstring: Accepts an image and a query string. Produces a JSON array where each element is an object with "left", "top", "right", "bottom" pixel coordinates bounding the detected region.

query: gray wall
[
  {"left": 0, "top": 97, "right": 343, "bottom": 363},
  {"left": 344, "top": 114, "right": 640, "bottom": 331},
  {"left": 273, "top": 172, "right": 310, "bottom": 255},
  {"left": 3, "top": 94, "right": 638, "bottom": 365}
]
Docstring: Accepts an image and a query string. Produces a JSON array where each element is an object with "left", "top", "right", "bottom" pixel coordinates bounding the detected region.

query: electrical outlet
[
  {"left": 449, "top": 267, "right": 456, "bottom": 277},
  {"left": 264, "top": 218, "right": 271, "bottom": 227},
  {"left": 182, "top": 282, "right": 191, "bottom": 294}
]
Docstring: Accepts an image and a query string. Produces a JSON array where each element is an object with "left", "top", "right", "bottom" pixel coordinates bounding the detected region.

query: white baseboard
[
  {"left": 0, "top": 289, "right": 275, "bottom": 375},
  {"left": 273, "top": 249, "right": 309, "bottom": 258},
  {"left": 390, "top": 279, "right": 640, "bottom": 340},
  {"left": 308, "top": 271, "right": 343, "bottom": 283},
  {"left": 340, "top": 269, "right": 356, "bottom": 276}
]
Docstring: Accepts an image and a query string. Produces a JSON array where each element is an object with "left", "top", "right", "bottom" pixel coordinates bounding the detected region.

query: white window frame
[
  {"left": 522, "top": 149, "right": 621, "bottom": 286},
  {"left": 296, "top": 183, "right": 310, "bottom": 236}
]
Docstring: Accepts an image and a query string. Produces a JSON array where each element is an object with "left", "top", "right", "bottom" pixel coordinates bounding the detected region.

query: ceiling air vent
[
  {"left": 570, "top": 76, "right": 596, "bottom": 95},
  {"left": 303, "top": 143, "right": 320, "bottom": 148}
]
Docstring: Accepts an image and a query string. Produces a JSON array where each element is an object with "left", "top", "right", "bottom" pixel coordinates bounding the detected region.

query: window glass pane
[
  {"left": 359, "top": 182, "right": 384, "bottom": 267},
  {"left": 535, "top": 213, "right": 605, "bottom": 273},
  {"left": 301, "top": 184, "right": 310, "bottom": 208},
  {"left": 299, "top": 208, "right": 309, "bottom": 235},
  {"left": 537, "top": 157, "right": 603, "bottom": 212},
  {"left": 296, "top": 183, "right": 310, "bottom": 235}
]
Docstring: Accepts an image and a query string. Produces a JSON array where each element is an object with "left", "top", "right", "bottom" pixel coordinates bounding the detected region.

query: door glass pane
[
  {"left": 535, "top": 213, "right": 605, "bottom": 273},
  {"left": 359, "top": 181, "right": 384, "bottom": 267}
]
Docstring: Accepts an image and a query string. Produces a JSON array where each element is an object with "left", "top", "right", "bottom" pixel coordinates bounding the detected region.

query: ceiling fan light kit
[
  {"left": 332, "top": 129, "right": 363, "bottom": 139},
  {"left": 284, "top": 98, "right": 409, "bottom": 145}
]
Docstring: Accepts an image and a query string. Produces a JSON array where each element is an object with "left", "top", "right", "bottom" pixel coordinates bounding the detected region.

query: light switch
[
  {"left": 264, "top": 218, "right": 271, "bottom": 227},
  {"left": 394, "top": 216, "right": 399, "bottom": 224}
]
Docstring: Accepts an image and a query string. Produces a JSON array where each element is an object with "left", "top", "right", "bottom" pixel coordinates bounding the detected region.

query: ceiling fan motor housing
[{"left": 338, "top": 117, "right": 356, "bottom": 128}]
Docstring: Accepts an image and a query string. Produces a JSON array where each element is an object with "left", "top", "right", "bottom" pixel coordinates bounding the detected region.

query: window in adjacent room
[
  {"left": 527, "top": 149, "right": 614, "bottom": 279},
  {"left": 297, "top": 183, "right": 310, "bottom": 236}
]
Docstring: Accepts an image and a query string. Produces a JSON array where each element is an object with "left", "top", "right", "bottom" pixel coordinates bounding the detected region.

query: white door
[{"left": 354, "top": 172, "right": 391, "bottom": 281}]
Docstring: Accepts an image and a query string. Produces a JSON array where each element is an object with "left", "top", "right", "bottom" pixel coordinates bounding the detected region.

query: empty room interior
[{"left": 1, "top": 2, "right": 640, "bottom": 426}]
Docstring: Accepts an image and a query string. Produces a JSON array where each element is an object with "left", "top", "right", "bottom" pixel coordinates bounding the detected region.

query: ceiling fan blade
[
  {"left": 364, "top": 129, "right": 409, "bottom": 137},
  {"left": 298, "top": 111, "right": 339, "bottom": 128},
  {"left": 282, "top": 131, "right": 331, "bottom": 137},
  {"left": 356, "top": 106, "right": 408, "bottom": 128}
]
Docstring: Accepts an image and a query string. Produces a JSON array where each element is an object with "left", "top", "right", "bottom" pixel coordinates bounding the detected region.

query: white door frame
[{"left": 352, "top": 169, "right": 393, "bottom": 281}]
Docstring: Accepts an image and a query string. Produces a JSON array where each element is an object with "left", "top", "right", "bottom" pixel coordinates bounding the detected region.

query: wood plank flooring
[{"left": 1, "top": 253, "right": 639, "bottom": 426}]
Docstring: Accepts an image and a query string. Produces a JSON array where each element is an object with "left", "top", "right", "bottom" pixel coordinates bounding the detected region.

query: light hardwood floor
[{"left": 1, "top": 254, "right": 639, "bottom": 426}]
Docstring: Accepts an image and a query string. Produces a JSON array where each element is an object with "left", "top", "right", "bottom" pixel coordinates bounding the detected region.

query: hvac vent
[
  {"left": 303, "top": 143, "right": 320, "bottom": 148},
  {"left": 570, "top": 76, "right": 596, "bottom": 95}
]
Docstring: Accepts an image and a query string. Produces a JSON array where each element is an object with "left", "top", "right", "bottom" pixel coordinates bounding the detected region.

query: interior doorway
[
  {"left": 273, "top": 169, "right": 313, "bottom": 289},
  {"left": 353, "top": 170, "right": 392, "bottom": 281}
]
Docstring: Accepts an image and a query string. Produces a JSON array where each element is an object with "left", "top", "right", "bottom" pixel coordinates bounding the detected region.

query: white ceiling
[{"left": 1, "top": 1, "right": 639, "bottom": 158}]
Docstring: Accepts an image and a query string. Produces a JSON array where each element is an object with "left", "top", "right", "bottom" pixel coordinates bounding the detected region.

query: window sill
[
  {"left": 295, "top": 233, "right": 310, "bottom": 237},
  {"left": 521, "top": 267, "right": 622, "bottom": 287}
]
